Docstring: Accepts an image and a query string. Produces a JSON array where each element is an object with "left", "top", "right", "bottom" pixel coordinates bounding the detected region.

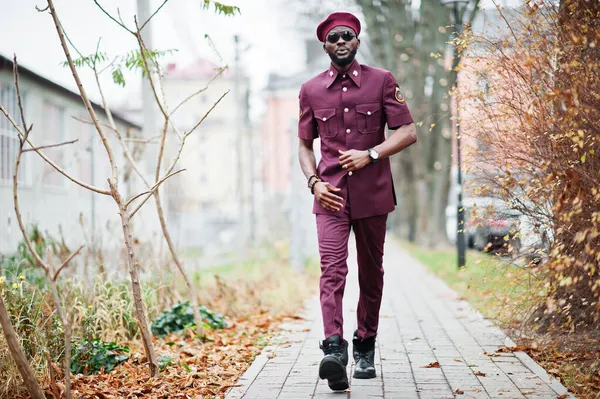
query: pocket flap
[
  {"left": 356, "top": 103, "right": 380, "bottom": 116},
  {"left": 314, "top": 108, "right": 337, "bottom": 121}
]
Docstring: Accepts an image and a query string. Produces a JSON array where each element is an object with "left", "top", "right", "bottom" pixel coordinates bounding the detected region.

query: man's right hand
[{"left": 314, "top": 182, "right": 344, "bottom": 212}]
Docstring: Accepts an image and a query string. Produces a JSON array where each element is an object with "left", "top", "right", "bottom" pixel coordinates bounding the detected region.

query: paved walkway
[{"left": 226, "top": 238, "right": 575, "bottom": 399}]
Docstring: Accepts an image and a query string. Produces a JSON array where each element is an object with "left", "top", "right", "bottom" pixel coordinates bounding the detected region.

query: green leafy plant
[
  {"left": 70, "top": 338, "right": 130, "bottom": 375},
  {"left": 66, "top": 48, "right": 178, "bottom": 87},
  {"left": 1, "top": 224, "right": 62, "bottom": 287},
  {"left": 202, "top": 0, "right": 240, "bottom": 15},
  {"left": 151, "top": 301, "right": 227, "bottom": 338},
  {"left": 157, "top": 354, "right": 174, "bottom": 370}
]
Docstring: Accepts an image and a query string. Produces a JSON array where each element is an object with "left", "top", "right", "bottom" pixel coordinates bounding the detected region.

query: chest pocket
[
  {"left": 356, "top": 103, "right": 381, "bottom": 134},
  {"left": 314, "top": 108, "right": 338, "bottom": 138}
]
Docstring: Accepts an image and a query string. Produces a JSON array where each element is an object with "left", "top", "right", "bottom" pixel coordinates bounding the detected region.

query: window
[
  {"left": 0, "top": 83, "right": 28, "bottom": 184},
  {"left": 42, "top": 100, "right": 66, "bottom": 187}
]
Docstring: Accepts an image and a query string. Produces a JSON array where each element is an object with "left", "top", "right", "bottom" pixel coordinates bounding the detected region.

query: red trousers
[{"left": 316, "top": 208, "right": 387, "bottom": 341}]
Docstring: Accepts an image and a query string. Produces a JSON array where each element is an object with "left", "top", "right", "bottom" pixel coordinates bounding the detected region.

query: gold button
[
  {"left": 342, "top": 87, "right": 348, "bottom": 92},
  {"left": 344, "top": 108, "right": 349, "bottom": 113},
  {"left": 346, "top": 129, "right": 351, "bottom": 134}
]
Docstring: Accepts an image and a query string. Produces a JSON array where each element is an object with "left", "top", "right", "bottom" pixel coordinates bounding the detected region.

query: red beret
[{"left": 316, "top": 11, "right": 361, "bottom": 43}]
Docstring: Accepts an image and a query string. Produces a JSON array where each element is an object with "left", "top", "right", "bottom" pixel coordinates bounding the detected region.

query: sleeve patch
[{"left": 394, "top": 87, "right": 405, "bottom": 103}]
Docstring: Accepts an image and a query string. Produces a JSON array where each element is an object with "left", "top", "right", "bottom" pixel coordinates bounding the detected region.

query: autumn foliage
[{"left": 459, "top": 0, "right": 600, "bottom": 329}]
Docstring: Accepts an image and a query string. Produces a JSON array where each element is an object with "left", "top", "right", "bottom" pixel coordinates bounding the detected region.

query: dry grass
[{"left": 0, "top": 240, "right": 320, "bottom": 398}]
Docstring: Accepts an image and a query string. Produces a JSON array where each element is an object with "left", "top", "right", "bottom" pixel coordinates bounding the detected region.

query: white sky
[
  {"left": 0, "top": 0, "right": 522, "bottom": 124},
  {"left": 0, "top": 0, "right": 304, "bottom": 122}
]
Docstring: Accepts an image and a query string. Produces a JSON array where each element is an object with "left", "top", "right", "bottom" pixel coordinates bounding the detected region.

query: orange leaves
[
  {"left": 421, "top": 361, "right": 441, "bottom": 368},
  {"left": 65, "top": 313, "right": 281, "bottom": 399}
]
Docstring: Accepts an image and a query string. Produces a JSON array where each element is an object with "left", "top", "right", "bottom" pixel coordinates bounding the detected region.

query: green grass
[{"left": 398, "top": 239, "right": 539, "bottom": 326}]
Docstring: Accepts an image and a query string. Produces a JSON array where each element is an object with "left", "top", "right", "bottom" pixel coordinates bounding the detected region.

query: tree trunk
[
  {"left": 0, "top": 294, "right": 46, "bottom": 399},
  {"left": 112, "top": 185, "right": 158, "bottom": 376},
  {"left": 352, "top": 0, "right": 478, "bottom": 245}
]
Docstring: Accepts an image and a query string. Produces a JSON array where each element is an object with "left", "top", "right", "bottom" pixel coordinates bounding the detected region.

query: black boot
[
  {"left": 352, "top": 330, "right": 376, "bottom": 379},
  {"left": 318, "top": 335, "right": 349, "bottom": 391}
]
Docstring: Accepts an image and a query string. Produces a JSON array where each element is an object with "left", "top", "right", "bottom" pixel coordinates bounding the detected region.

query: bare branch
[
  {"left": 139, "top": 0, "right": 169, "bottom": 32},
  {"left": 170, "top": 68, "right": 227, "bottom": 117},
  {"left": 74, "top": 115, "right": 159, "bottom": 142},
  {"left": 48, "top": 0, "right": 119, "bottom": 186},
  {"left": 184, "top": 90, "right": 229, "bottom": 139},
  {"left": 59, "top": 20, "right": 86, "bottom": 61},
  {"left": 72, "top": 115, "right": 118, "bottom": 134},
  {"left": 129, "top": 168, "right": 185, "bottom": 218},
  {"left": 2, "top": 106, "right": 111, "bottom": 194},
  {"left": 0, "top": 296, "right": 46, "bottom": 399},
  {"left": 153, "top": 91, "right": 229, "bottom": 186},
  {"left": 23, "top": 139, "right": 78, "bottom": 153},
  {"left": 13, "top": 56, "right": 27, "bottom": 136},
  {"left": 92, "top": 0, "right": 132, "bottom": 33},
  {"left": 98, "top": 55, "right": 119, "bottom": 75},
  {"left": 124, "top": 135, "right": 161, "bottom": 144},
  {"left": 10, "top": 61, "right": 50, "bottom": 274},
  {"left": 53, "top": 245, "right": 84, "bottom": 281},
  {"left": 133, "top": 25, "right": 168, "bottom": 119},
  {"left": 35, "top": 5, "right": 49, "bottom": 12},
  {"left": 117, "top": 8, "right": 128, "bottom": 29},
  {"left": 91, "top": 62, "right": 151, "bottom": 188}
]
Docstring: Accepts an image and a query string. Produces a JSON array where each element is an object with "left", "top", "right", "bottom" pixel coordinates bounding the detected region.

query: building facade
[
  {"left": 0, "top": 54, "right": 161, "bottom": 258},
  {"left": 119, "top": 57, "right": 258, "bottom": 254}
]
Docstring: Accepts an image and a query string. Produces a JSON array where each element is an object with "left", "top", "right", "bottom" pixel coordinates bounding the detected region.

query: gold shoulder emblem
[{"left": 395, "top": 86, "right": 405, "bottom": 103}]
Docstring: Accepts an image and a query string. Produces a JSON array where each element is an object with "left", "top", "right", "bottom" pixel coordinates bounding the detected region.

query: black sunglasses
[{"left": 326, "top": 30, "right": 356, "bottom": 43}]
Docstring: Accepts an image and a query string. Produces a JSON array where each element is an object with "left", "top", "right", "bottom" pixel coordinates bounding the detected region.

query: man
[{"left": 297, "top": 11, "right": 417, "bottom": 391}]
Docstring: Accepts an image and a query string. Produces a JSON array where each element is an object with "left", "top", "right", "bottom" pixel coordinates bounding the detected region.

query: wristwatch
[{"left": 368, "top": 148, "right": 379, "bottom": 163}]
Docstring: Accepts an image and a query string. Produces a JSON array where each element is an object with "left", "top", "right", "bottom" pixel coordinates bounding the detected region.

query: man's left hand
[{"left": 338, "top": 149, "right": 370, "bottom": 172}]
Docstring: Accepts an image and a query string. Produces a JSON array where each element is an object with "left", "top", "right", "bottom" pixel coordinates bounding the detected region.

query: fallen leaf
[
  {"left": 455, "top": 388, "right": 465, "bottom": 395},
  {"left": 219, "top": 384, "right": 241, "bottom": 392},
  {"left": 557, "top": 394, "right": 569, "bottom": 399},
  {"left": 497, "top": 345, "right": 528, "bottom": 353},
  {"left": 484, "top": 351, "right": 501, "bottom": 357},
  {"left": 474, "top": 371, "right": 487, "bottom": 377},
  {"left": 422, "top": 361, "right": 441, "bottom": 368},
  {"left": 453, "top": 359, "right": 463, "bottom": 363}
]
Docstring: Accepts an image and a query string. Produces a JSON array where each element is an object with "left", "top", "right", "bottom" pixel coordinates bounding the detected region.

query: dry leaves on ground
[
  {"left": 514, "top": 334, "right": 600, "bottom": 399},
  {"left": 17, "top": 312, "right": 292, "bottom": 399},
  {"left": 421, "top": 361, "right": 441, "bottom": 368}
]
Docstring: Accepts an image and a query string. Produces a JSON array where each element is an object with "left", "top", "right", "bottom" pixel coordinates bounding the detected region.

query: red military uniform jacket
[{"left": 298, "top": 59, "right": 414, "bottom": 219}]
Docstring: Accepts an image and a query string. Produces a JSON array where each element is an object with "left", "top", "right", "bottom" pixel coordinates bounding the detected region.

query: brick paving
[{"left": 226, "top": 238, "right": 575, "bottom": 399}]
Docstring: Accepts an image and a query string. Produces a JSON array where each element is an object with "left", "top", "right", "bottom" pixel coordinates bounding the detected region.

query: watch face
[{"left": 370, "top": 149, "right": 379, "bottom": 159}]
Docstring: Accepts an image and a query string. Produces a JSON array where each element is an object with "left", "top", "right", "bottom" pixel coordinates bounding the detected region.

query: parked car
[
  {"left": 516, "top": 213, "right": 553, "bottom": 264},
  {"left": 462, "top": 197, "right": 521, "bottom": 253}
]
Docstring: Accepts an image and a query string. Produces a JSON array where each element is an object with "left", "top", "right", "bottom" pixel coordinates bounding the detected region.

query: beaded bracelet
[{"left": 309, "top": 177, "right": 321, "bottom": 195}]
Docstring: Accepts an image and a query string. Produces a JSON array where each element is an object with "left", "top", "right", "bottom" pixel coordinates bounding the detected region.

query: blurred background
[{"left": 0, "top": 0, "right": 521, "bottom": 272}]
